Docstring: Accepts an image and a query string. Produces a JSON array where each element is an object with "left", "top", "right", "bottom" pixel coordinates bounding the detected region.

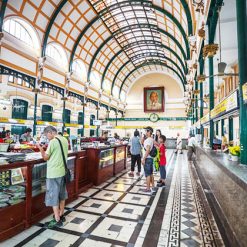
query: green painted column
[
  {"left": 96, "top": 107, "right": 99, "bottom": 137},
  {"left": 82, "top": 105, "right": 85, "bottom": 137},
  {"left": 236, "top": 0, "right": 247, "bottom": 165},
  {"left": 216, "top": 121, "right": 219, "bottom": 136},
  {"left": 229, "top": 118, "right": 233, "bottom": 142},
  {"left": 221, "top": 118, "right": 224, "bottom": 136},
  {"left": 195, "top": 80, "right": 199, "bottom": 122},
  {"left": 62, "top": 100, "right": 66, "bottom": 133},
  {"left": 209, "top": 55, "right": 214, "bottom": 148},
  {"left": 33, "top": 92, "right": 38, "bottom": 137}
]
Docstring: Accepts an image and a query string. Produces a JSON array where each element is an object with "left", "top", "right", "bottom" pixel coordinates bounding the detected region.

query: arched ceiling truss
[{"left": 2, "top": 0, "right": 195, "bottom": 97}]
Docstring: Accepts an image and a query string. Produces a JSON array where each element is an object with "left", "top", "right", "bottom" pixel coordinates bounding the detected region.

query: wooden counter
[
  {"left": 86, "top": 145, "right": 127, "bottom": 186},
  {"left": 0, "top": 150, "right": 91, "bottom": 242}
]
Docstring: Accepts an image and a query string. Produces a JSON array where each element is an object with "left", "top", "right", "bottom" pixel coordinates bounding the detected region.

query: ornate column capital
[
  {"left": 203, "top": 44, "right": 219, "bottom": 58},
  {"left": 197, "top": 74, "right": 206, "bottom": 83}
]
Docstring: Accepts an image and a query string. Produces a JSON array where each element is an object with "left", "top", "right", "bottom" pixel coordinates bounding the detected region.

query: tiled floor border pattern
[
  {"left": 2, "top": 151, "right": 174, "bottom": 247},
  {"left": 158, "top": 153, "right": 225, "bottom": 247}
]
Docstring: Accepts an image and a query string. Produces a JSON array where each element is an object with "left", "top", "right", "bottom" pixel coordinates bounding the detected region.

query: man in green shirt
[{"left": 37, "top": 126, "right": 68, "bottom": 228}]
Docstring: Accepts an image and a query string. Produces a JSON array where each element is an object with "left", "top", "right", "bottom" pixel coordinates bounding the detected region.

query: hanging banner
[
  {"left": 210, "top": 90, "right": 239, "bottom": 119},
  {"left": 243, "top": 82, "right": 247, "bottom": 104}
]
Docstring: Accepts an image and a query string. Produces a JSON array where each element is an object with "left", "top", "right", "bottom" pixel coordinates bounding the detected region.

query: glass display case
[
  {"left": 99, "top": 148, "right": 114, "bottom": 168},
  {"left": 32, "top": 162, "right": 46, "bottom": 197},
  {"left": 0, "top": 167, "right": 26, "bottom": 208},
  {"left": 115, "top": 147, "right": 126, "bottom": 163},
  {"left": 67, "top": 156, "right": 76, "bottom": 181}
]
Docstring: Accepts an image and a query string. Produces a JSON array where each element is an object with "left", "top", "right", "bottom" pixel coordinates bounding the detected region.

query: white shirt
[
  {"left": 144, "top": 137, "right": 154, "bottom": 158},
  {"left": 188, "top": 137, "right": 197, "bottom": 147},
  {"left": 147, "top": 102, "right": 162, "bottom": 110}
]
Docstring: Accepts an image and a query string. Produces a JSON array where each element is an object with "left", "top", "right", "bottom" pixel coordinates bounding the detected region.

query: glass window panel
[
  {"left": 17, "top": 78, "right": 22, "bottom": 85},
  {"left": 8, "top": 75, "right": 14, "bottom": 83}
]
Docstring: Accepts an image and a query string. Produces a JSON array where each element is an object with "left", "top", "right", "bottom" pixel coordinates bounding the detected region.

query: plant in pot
[{"left": 228, "top": 146, "right": 240, "bottom": 161}]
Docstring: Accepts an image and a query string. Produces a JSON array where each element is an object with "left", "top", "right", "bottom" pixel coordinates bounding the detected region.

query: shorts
[
  {"left": 144, "top": 158, "right": 153, "bottom": 177},
  {"left": 45, "top": 176, "right": 68, "bottom": 207},
  {"left": 159, "top": 166, "right": 166, "bottom": 180}
]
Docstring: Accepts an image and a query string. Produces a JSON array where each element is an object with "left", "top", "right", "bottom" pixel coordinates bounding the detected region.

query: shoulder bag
[{"left": 55, "top": 137, "right": 71, "bottom": 183}]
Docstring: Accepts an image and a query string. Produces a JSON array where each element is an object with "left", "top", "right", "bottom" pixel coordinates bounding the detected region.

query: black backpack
[{"left": 149, "top": 145, "right": 157, "bottom": 157}]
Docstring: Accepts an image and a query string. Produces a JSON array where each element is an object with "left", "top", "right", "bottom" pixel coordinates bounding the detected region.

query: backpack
[{"left": 149, "top": 145, "right": 157, "bottom": 157}]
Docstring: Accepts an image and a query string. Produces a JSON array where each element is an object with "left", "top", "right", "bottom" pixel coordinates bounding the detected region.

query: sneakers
[
  {"left": 53, "top": 214, "right": 66, "bottom": 223},
  {"left": 44, "top": 218, "right": 63, "bottom": 229},
  {"left": 157, "top": 182, "right": 166, "bottom": 187},
  {"left": 128, "top": 172, "right": 134, "bottom": 177},
  {"left": 136, "top": 172, "right": 141, "bottom": 176},
  {"left": 157, "top": 179, "right": 162, "bottom": 184}
]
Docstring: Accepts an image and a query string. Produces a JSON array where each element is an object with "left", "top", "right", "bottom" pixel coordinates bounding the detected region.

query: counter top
[
  {"left": 82, "top": 144, "right": 127, "bottom": 150},
  {"left": 0, "top": 150, "right": 86, "bottom": 170},
  {"left": 197, "top": 146, "right": 247, "bottom": 190}
]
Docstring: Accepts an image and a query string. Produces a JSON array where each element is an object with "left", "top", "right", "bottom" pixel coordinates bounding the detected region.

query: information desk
[
  {"left": 0, "top": 150, "right": 91, "bottom": 242},
  {"left": 86, "top": 144, "right": 127, "bottom": 185}
]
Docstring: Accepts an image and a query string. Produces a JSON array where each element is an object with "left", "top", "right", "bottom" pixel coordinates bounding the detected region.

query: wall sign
[
  {"left": 107, "top": 117, "right": 188, "bottom": 121},
  {"left": 243, "top": 82, "right": 247, "bottom": 104},
  {"left": 201, "top": 113, "right": 210, "bottom": 125},
  {"left": 210, "top": 90, "right": 239, "bottom": 119}
]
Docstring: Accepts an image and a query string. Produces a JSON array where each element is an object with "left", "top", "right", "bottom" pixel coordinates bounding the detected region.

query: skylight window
[
  {"left": 90, "top": 71, "right": 101, "bottom": 89},
  {"left": 46, "top": 43, "right": 68, "bottom": 68},
  {"left": 72, "top": 59, "right": 87, "bottom": 81}
]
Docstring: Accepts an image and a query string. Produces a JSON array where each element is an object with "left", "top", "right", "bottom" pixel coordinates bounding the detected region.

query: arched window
[
  {"left": 64, "top": 109, "right": 71, "bottom": 124},
  {"left": 90, "top": 71, "right": 101, "bottom": 89},
  {"left": 72, "top": 60, "right": 87, "bottom": 81},
  {"left": 3, "top": 18, "right": 40, "bottom": 49},
  {"left": 46, "top": 43, "right": 68, "bottom": 68},
  {"left": 103, "top": 80, "right": 111, "bottom": 94},
  {"left": 113, "top": 85, "right": 120, "bottom": 99},
  {"left": 12, "top": 99, "right": 28, "bottom": 120},
  {"left": 78, "top": 112, "right": 84, "bottom": 125},
  {"left": 120, "top": 91, "right": 126, "bottom": 102},
  {"left": 42, "top": 105, "right": 53, "bottom": 122}
]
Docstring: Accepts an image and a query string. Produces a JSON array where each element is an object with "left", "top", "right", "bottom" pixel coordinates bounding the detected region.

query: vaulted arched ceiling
[{"left": 1, "top": 0, "right": 196, "bottom": 97}]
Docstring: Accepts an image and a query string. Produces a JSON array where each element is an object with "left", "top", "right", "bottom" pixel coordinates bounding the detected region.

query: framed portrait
[{"left": 144, "top": 87, "right": 165, "bottom": 112}]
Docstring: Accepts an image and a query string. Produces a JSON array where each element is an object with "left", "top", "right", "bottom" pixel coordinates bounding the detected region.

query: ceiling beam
[{"left": 0, "top": 0, "right": 8, "bottom": 32}]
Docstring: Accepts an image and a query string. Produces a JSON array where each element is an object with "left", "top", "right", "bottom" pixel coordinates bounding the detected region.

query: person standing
[
  {"left": 37, "top": 126, "right": 68, "bottom": 228},
  {"left": 157, "top": 135, "right": 167, "bottom": 187},
  {"left": 175, "top": 132, "right": 183, "bottom": 154},
  {"left": 128, "top": 130, "right": 142, "bottom": 177},
  {"left": 142, "top": 126, "right": 155, "bottom": 193},
  {"left": 187, "top": 134, "right": 197, "bottom": 163}
]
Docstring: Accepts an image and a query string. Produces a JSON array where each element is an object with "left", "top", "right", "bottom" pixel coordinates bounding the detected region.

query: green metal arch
[
  {"left": 0, "top": 0, "right": 8, "bottom": 32},
  {"left": 119, "top": 61, "right": 186, "bottom": 94},
  {"left": 87, "top": 23, "right": 188, "bottom": 81},
  {"left": 41, "top": 0, "right": 67, "bottom": 57},
  {"left": 111, "top": 52, "right": 186, "bottom": 95},
  {"left": 101, "top": 40, "right": 188, "bottom": 88},
  {"left": 69, "top": 1, "right": 192, "bottom": 71},
  {"left": 98, "top": 1, "right": 191, "bottom": 51}
]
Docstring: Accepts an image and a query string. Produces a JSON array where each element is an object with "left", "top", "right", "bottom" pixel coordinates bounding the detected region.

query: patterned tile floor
[{"left": 0, "top": 150, "right": 226, "bottom": 247}]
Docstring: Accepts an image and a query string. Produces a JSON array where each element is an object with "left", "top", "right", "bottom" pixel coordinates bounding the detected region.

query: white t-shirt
[
  {"left": 144, "top": 137, "right": 154, "bottom": 158},
  {"left": 188, "top": 137, "right": 197, "bottom": 147},
  {"left": 176, "top": 136, "right": 182, "bottom": 149}
]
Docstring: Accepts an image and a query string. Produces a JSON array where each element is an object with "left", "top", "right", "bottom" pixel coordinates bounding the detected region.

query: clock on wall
[{"left": 149, "top": 113, "right": 159, "bottom": 123}]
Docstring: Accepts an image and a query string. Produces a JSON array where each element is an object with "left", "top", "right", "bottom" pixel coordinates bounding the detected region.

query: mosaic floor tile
[
  {"left": 77, "top": 199, "right": 113, "bottom": 214},
  {"left": 92, "top": 190, "right": 123, "bottom": 201},
  {"left": 91, "top": 218, "right": 138, "bottom": 242}
]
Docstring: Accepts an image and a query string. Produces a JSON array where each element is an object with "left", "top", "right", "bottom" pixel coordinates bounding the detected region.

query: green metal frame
[
  {"left": 87, "top": 23, "right": 188, "bottom": 82},
  {"left": 0, "top": 0, "right": 7, "bottom": 32},
  {"left": 101, "top": 40, "right": 187, "bottom": 88},
  {"left": 119, "top": 61, "right": 185, "bottom": 93},
  {"left": 69, "top": 1, "right": 191, "bottom": 71},
  {"left": 112, "top": 53, "right": 185, "bottom": 94}
]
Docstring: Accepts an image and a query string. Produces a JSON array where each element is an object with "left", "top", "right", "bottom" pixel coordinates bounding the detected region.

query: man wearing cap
[{"left": 142, "top": 126, "right": 155, "bottom": 193}]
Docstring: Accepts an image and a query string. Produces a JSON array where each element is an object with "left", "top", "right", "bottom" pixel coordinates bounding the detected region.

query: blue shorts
[
  {"left": 159, "top": 166, "right": 166, "bottom": 180},
  {"left": 45, "top": 177, "right": 68, "bottom": 207},
  {"left": 144, "top": 158, "right": 153, "bottom": 177}
]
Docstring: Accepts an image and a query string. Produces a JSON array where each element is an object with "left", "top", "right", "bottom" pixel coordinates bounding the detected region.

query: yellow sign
[
  {"left": 201, "top": 113, "right": 210, "bottom": 124},
  {"left": 211, "top": 90, "right": 238, "bottom": 119},
  {"left": 243, "top": 83, "right": 247, "bottom": 103}
]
